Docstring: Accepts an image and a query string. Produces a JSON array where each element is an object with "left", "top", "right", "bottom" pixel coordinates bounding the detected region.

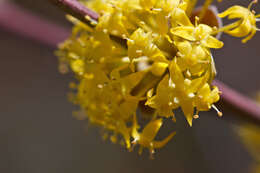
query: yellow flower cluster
[{"left": 56, "top": 0, "right": 259, "bottom": 155}]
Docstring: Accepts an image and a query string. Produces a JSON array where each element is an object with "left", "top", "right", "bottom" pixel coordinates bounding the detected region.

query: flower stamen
[
  {"left": 199, "top": 0, "right": 213, "bottom": 20},
  {"left": 248, "top": 0, "right": 258, "bottom": 10},
  {"left": 212, "top": 104, "right": 223, "bottom": 117}
]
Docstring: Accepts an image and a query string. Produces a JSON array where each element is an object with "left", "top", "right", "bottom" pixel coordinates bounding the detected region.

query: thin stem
[
  {"left": 0, "top": 1, "right": 70, "bottom": 47},
  {"left": 212, "top": 21, "right": 240, "bottom": 35},
  {"left": 186, "top": 0, "right": 198, "bottom": 17},
  {"left": 199, "top": 0, "right": 213, "bottom": 20},
  {"left": 48, "top": 0, "right": 99, "bottom": 26},
  {"left": 1, "top": 1, "right": 260, "bottom": 123},
  {"left": 48, "top": 0, "right": 126, "bottom": 46}
]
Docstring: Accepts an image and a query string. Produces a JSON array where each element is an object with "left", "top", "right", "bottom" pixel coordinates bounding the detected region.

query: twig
[
  {"left": 1, "top": 1, "right": 260, "bottom": 123},
  {"left": 48, "top": 0, "right": 99, "bottom": 26},
  {"left": 213, "top": 80, "right": 260, "bottom": 122},
  {"left": 0, "top": 1, "right": 69, "bottom": 47}
]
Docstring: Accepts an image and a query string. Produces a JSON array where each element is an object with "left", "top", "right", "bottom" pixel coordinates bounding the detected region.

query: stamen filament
[
  {"left": 194, "top": 110, "right": 199, "bottom": 119},
  {"left": 212, "top": 104, "right": 223, "bottom": 117},
  {"left": 212, "top": 21, "right": 241, "bottom": 34},
  {"left": 186, "top": 0, "right": 198, "bottom": 16},
  {"left": 199, "top": 0, "right": 213, "bottom": 20},
  {"left": 248, "top": 0, "right": 258, "bottom": 10}
]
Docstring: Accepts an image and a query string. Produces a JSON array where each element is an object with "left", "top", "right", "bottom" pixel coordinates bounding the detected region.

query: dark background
[{"left": 1, "top": 0, "right": 260, "bottom": 173}]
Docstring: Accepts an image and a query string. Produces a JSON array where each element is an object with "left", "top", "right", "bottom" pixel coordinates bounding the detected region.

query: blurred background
[{"left": 0, "top": 0, "right": 259, "bottom": 173}]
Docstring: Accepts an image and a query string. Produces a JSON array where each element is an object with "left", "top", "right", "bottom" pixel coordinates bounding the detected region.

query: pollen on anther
[
  {"left": 194, "top": 114, "right": 199, "bottom": 119},
  {"left": 186, "top": 70, "right": 191, "bottom": 77},
  {"left": 212, "top": 104, "right": 223, "bottom": 117},
  {"left": 184, "top": 78, "right": 192, "bottom": 86},
  {"left": 97, "top": 84, "right": 103, "bottom": 89},
  {"left": 174, "top": 97, "right": 179, "bottom": 104},
  {"left": 169, "top": 78, "right": 176, "bottom": 88},
  {"left": 188, "top": 93, "right": 195, "bottom": 98},
  {"left": 136, "top": 50, "right": 143, "bottom": 54}
]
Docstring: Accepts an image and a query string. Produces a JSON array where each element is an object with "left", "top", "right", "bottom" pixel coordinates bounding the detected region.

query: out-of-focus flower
[
  {"left": 235, "top": 123, "right": 260, "bottom": 173},
  {"left": 57, "top": 0, "right": 259, "bottom": 155},
  {"left": 234, "top": 91, "right": 260, "bottom": 173}
]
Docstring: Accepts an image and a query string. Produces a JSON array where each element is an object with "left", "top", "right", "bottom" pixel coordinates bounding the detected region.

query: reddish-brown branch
[
  {"left": 48, "top": 0, "right": 99, "bottom": 26},
  {"left": 0, "top": 1, "right": 69, "bottom": 47},
  {"left": 213, "top": 80, "right": 260, "bottom": 122},
  {"left": 1, "top": 1, "right": 260, "bottom": 123}
]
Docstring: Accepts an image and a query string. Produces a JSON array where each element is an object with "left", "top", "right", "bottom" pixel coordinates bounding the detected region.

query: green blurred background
[{"left": 0, "top": 0, "right": 259, "bottom": 172}]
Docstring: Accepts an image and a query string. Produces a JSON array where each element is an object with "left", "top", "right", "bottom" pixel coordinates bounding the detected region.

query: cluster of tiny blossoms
[{"left": 56, "top": 0, "right": 259, "bottom": 155}]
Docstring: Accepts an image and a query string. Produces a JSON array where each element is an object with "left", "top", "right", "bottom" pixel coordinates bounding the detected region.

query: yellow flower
[
  {"left": 146, "top": 59, "right": 214, "bottom": 126},
  {"left": 56, "top": 0, "right": 258, "bottom": 155},
  {"left": 171, "top": 23, "right": 224, "bottom": 49},
  {"left": 174, "top": 40, "right": 211, "bottom": 75},
  {"left": 194, "top": 83, "right": 220, "bottom": 112},
  {"left": 171, "top": 7, "right": 193, "bottom": 27},
  {"left": 131, "top": 114, "right": 176, "bottom": 156},
  {"left": 218, "top": 1, "right": 260, "bottom": 43},
  {"left": 140, "top": 0, "right": 181, "bottom": 12},
  {"left": 171, "top": 22, "right": 223, "bottom": 76},
  {"left": 235, "top": 123, "right": 260, "bottom": 173},
  {"left": 145, "top": 74, "right": 179, "bottom": 118},
  {"left": 127, "top": 28, "right": 168, "bottom": 66},
  {"left": 81, "top": 68, "right": 146, "bottom": 149}
]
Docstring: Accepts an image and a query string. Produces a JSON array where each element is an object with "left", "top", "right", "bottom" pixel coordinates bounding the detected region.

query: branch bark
[
  {"left": 0, "top": 1, "right": 69, "bottom": 47},
  {"left": 48, "top": 0, "right": 99, "bottom": 26},
  {"left": 213, "top": 80, "right": 260, "bottom": 123}
]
